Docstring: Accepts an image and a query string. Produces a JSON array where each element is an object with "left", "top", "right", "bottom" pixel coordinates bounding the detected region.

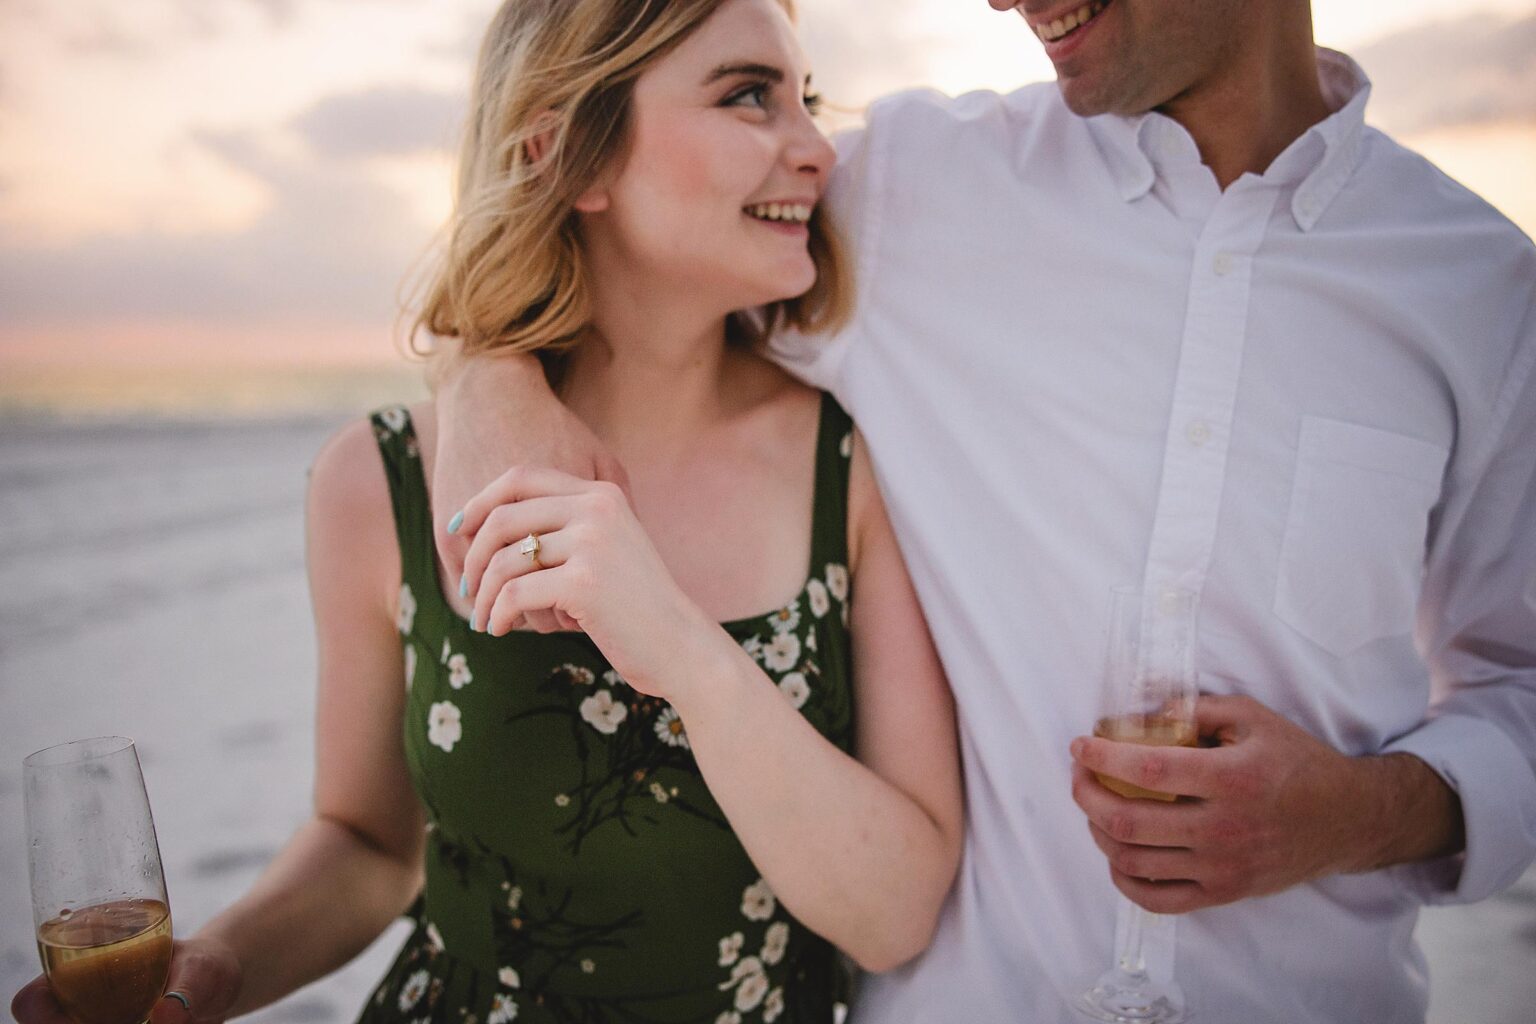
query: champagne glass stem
[{"left": 1117, "top": 897, "right": 1150, "bottom": 976}]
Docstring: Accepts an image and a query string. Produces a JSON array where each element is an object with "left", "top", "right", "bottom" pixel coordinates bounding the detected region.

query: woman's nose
[{"left": 786, "top": 111, "right": 835, "bottom": 180}]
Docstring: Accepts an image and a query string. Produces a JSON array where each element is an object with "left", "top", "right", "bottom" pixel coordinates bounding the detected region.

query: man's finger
[
  {"left": 1070, "top": 763, "right": 1204, "bottom": 847},
  {"left": 1087, "top": 822, "right": 1200, "bottom": 884},
  {"left": 1108, "top": 868, "right": 1210, "bottom": 915},
  {"left": 455, "top": 466, "right": 595, "bottom": 540},
  {"left": 11, "top": 975, "right": 71, "bottom": 1024},
  {"left": 1070, "top": 735, "right": 1227, "bottom": 799},
  {"left": 1193, "top": 693, "right": 1265, "bottom": 744}
]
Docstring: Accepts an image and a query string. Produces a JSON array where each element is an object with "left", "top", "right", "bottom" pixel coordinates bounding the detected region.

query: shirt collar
[{"left": 1085, "top": 48, "right": 1371, "bottom": 231}]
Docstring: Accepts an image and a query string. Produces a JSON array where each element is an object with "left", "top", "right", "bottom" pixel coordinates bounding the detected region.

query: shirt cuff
[{"left": 1382, "top": 712, "right": 1536, "bottom": 905}]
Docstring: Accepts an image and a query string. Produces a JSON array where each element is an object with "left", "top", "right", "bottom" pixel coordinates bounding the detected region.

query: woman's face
[{"left": 579, "top": 0, "right": 834, "bottom": 315}]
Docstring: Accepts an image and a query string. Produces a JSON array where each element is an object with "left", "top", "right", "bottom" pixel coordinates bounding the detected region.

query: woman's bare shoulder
[{"left": 307, "top": 414, "right": 402, "bottom": 598}]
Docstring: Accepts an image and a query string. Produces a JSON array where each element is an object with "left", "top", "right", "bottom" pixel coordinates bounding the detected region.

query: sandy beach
[{"left": 2, "top": 412, "right": 1533, "bottom": 1023}]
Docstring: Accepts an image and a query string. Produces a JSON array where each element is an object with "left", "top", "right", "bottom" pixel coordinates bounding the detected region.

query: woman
[{"left": 12, "top": 1, "right": 961, "bottom": 1022}]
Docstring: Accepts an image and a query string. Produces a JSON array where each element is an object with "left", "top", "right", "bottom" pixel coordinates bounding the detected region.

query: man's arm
[{"left": 431, "top": 351, "right": 626, "bottom": 569}]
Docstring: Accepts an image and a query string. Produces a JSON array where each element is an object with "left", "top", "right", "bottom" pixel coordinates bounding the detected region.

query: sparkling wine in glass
[
  {"left": 24, "top": 737, "right": 174, "bottom": 1024},
  {"left": 1078, "top": 587, "right": 1199, "bottom": 1023}
]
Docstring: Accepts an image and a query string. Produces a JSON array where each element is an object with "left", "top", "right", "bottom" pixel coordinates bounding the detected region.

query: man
[{"left": 431, "top": 0, "right": 1536, "bottom": 1020}]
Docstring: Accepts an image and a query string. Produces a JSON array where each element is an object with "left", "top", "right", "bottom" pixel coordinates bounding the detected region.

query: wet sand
[{"left": 2, "top": 414, "right": 1532, "bottom": 1023}]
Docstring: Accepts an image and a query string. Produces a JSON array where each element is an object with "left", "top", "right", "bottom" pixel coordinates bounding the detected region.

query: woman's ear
[
  {"left": 573, "top": 183, "right": 611, "bottom": 214},
  {"left": 524, "top": 110, "right": 560, "bottom": 167}
]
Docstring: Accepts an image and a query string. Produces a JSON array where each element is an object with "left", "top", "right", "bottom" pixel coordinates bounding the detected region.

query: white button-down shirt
[{"left": 774, "top": 50, "right": 1536, "bottom": 1023}]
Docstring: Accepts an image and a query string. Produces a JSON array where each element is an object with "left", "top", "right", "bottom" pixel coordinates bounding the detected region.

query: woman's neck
[{"left": 560, "top": 288, "right": 737, "bottom": 465}]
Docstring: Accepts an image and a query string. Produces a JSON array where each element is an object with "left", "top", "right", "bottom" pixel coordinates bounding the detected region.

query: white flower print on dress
[
  {"left": 560, "top": 664, "right": 595, "bottom": 686},
  {"left": 761, "top": 921, "right": 790, "bottom": 965},
  {"left": 718, "top": 931, "right": 744, "bottom": 967},
  {"left": 398, "top": 969, "right": 429, "bottom": 1011},
  {"left": 498, "top": 966, "right": 521, "bottom": 989},
  {"left": 427, "top": 702, "right": 462, "bottom": 753},
  {"left": 425, "top": 922, "right": 445, "bottom": 952},
  {"left": 397, "top": 583, "right": 417, "bottom": 635},
  {"left": 741, "top": 635, "right": 764, "bottom": 661},
  {"left": 602, "top": 669, "right": 629, "bottom": 689},
  {"left": 487, "top": 993, "right": 518, "bottom": 1024},
  {"left": 506, "top": 886, "right": 522, "bottom": 911},
  {"left": 580, "top": 959, "right": 596, "bottom": 974},
  {"left": 555, "top": 793, "right": 571, "bottom": 807},
  {"left": 732, "top": 959, "right": 768, "bottom": 1013},
  {"left": 764, "top": 987, "right": 786, "bottom": 1023},
  {"left": 778, "top": 672, "right": 810, "bottom": 710},
  {"left": 447, "top": 653, "right": 473, "bottom": 690},
  {"left": 804, "top": 629, "right": 817, "bottom": 653},
  {"left": 825, "top": 564, "right": 849, "bottom": 604},
  {"left": 380, "top": 406, "right": 408, "bottom": 435},
  {"left": 650, "top": 781, "right": 670, "bottom": 803},
  {"left": 840, "top": 431, "right": 853, "bottom": 458},
  {"left": 768, "top": 600, "right": 801, "bottom": 635},
  {"left": 715, "top": 1013, "right": 742, "bottom": 1024},
  {"left": 403, "top": 644, "right": 417, "bottom": 691},
  {"left": 762, "top": 633, "right": 801, "bottom": 673},
  {"left": 806, "top": 578, "right": 831, "bottom": 619},
  {"left": 654, "top": 707, "right": 690, "bottom": 748},
  {"left": 741, "top": 879, "right": 776, "bottom": 921},
  {"left": 579, "top": 690, "right": 628, "bottom": 734}
]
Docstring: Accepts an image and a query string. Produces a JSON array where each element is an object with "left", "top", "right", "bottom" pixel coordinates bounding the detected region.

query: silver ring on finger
[
  {"left": 519, "top": 532, "right": 543, "bottom": 568},
  {"left": 165, "top": 991, "right": 192, "bottom": 1012}
]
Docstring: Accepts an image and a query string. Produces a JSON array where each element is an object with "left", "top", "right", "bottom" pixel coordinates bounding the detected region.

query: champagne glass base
[{"left": 1076, "top": 969, "right": 1188, "bottom": 1023}]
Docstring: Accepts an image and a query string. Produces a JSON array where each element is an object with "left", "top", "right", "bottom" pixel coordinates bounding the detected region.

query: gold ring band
[{"left": 519, "top": 532, "right": 542, "bottom": 568}]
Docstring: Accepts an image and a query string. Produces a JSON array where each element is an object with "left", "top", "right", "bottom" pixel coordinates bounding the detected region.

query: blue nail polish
[
  {"left": 470, "top": 611, "right": 478, "bottom": 632},
  {"left": 447, "top": 510, "right": 464, "bottom": 534},
  {"left": 459, "top": 575, "right": 468, "bottom": 598}
]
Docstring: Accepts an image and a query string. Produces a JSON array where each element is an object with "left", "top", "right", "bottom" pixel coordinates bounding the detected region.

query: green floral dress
[{"left": 357, "top": 395, "right": 857, "bottom": 1024}]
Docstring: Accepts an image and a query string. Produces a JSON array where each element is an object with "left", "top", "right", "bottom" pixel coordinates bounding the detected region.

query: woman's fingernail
[
  {"left": 469, "top": 611, "right": 478, "bottom": 632},
  {"left": 447, "top": 510, "right": 464, "bottom": 534},
  {"left": 459, "top": 575, "right": 468, "bottom": 598}
]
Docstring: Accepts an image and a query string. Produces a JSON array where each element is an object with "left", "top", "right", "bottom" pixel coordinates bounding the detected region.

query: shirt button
[
  {"left": 1213, "top": 252, "right": 1235, "bottom": 276},
  {"left": 1185, "top": 420, "right": 1211, "bottom": 446}
]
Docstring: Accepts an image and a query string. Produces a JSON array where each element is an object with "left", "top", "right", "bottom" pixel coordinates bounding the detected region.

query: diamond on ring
[{"left": 519, "top": 532, "right": 541, "bottom": 565}]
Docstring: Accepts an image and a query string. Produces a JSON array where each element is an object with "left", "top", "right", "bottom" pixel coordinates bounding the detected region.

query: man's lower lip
[{"left": 746, "top": 217, "right": 809, "bottom": 236}]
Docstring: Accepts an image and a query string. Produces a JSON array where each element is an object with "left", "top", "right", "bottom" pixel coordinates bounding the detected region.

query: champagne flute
[
  {"left": 24, "top": 737, "right": 174, "bottom": 1024},
  {"left": 1077, "top": 587, "right": 1199, "bottom": 1023}
]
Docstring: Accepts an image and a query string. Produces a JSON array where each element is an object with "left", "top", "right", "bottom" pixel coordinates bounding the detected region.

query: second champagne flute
[
  {"left": 24, "top": 736, "right": 174, "bottom": 1024},
  {"left": 1077, "top": 586, "right": 1199, "bottom": 1023}
]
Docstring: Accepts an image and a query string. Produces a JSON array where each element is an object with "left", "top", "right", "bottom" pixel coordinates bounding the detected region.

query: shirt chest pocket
[{"left": 1274, "top": 417, "right": 1449, "bottom": 657}]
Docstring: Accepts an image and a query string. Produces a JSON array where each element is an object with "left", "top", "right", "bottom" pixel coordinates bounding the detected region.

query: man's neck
[{"left": 1157, "top": 16, "right": 1334, "bottom": 190}]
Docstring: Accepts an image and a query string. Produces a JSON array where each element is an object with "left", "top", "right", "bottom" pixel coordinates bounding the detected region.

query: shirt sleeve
[
  {"left": 1384, "top": 284, "right": 1536, "bottom": 905},
  {"left": 766, "top": 119, "right": 881, "bottom": 398}
]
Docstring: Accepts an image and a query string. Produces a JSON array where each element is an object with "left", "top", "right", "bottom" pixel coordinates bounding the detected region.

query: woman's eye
[
  {"left": 803, "top": 91, "right": 823, "bottom": 116},
  {"left": 725, "top": 83, "right": 770, "bottom": 110}
]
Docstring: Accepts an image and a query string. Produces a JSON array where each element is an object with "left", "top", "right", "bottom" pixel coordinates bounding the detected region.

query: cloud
[
  {"left": 0, "top": 122, "right": 433, "bottom": 326},
  {"left": 1354, "top": 11, "right": 1536, "bottom": 134},
  {"left": 293, "top": 86, "right": 465, "bottom": 160},
  {"left": 798, "top": 0, "right": 935, "bottom": 109}
]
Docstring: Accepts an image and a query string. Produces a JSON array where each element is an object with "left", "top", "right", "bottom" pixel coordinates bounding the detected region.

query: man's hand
[
  {"left": 432, "top": 353, "right": 628, "bottom": 631},
  {"left": 1069, "top": 694, "right": 1465, "bottom": 914}
]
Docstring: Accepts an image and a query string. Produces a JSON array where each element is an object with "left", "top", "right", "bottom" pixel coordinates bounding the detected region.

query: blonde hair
[{"left": 408, "top": 0, "right": 851, "bottom": 371}]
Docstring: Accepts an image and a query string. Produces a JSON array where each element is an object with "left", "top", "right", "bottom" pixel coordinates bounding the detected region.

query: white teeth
[
  {"left": 1037, "top": 1, "right": 1102, "bottom": 42},
  {"left": 746, "top": 203, "right": 812, "bottom": 224}
]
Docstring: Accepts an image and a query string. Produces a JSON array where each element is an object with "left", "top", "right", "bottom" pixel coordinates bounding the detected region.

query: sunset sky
[{"left": 1, "top": 0, "right": 1533, "bottom": 400}]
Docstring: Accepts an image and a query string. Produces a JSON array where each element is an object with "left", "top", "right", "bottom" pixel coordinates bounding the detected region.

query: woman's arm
[
  {"left": 668, "top": 433, "right": 963, "bottom": 971},
  {"left": 14, "top": 421, "right": 426, "bottom": 1024},
  {"left": 194, "top": 419, "right": 427, "bottom": 1016},
  {"left": 453, "top": 435, "right": 963, "bottom": 972}
]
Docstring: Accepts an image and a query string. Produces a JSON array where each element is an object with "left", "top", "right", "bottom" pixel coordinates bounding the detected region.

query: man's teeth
[
  {"left": 746, "top": 203, "right": 812, "bottom": 224},
  {"left": 1037, "top": 0, "right": 1105, "bottom": 42}
]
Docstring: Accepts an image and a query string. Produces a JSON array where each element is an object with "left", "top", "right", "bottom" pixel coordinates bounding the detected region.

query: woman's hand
[
  {"left": 11, "top": 937, "right": 242, "bottom": 1024},
  {"left": 457, "top": 466, "right": 711, "bottom": 699}
]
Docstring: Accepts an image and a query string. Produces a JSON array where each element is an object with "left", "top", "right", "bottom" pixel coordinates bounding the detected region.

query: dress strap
[
  {"left": 808, "top": 392, "right": 855, "bottom": 578},
  {"left": 369, "top": 406, "right": 439, "bottom": 607}
]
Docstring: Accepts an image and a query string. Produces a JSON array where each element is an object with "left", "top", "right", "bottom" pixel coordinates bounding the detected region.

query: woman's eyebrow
[{"left": 703, "top": 61, "right": 785, "bottom": 85}]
